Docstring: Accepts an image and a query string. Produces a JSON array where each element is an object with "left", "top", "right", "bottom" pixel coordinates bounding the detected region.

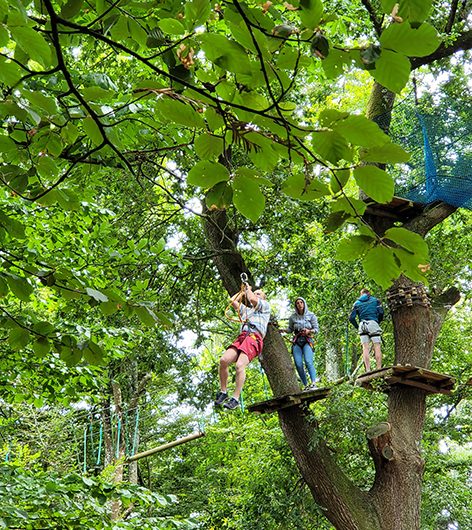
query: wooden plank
[
  {"left": 389, "top": 378, "right": 452, "bottom": 395},
  {"left": 248, "top": 388, "right": 330, "bottom": 414},
  {"left": 126, "top": 432, "right": 205, "bottom": 462}
]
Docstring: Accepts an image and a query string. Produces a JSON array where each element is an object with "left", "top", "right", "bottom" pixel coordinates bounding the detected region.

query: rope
[
  {"left": 345, "top": 323, "right": 351, "bottom": 376},
  {"left": 96, "top": 423, "right": 103, "bottom": 466},
  {"left": 115, "top": 418, "right": 122, "bottom": 459},
  {"left": 131, "top": 408, "right": 140, "bottom": 457},
  {"left": 239, "top": 390, "right": 245, "bottom": 413},
  {"left": 83, "top": 426, "right": 87, "bottom": 473},
  {"left": 198, "top": 416, "right": 205, "bottom": 434},
  {"left": 88, "top": 417, "right": 95, "bottom": 462},
  {"left": 258, "top": 362, "right": 270, "bottom": 399}
]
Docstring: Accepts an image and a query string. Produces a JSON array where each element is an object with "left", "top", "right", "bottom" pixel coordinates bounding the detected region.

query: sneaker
[
  {"left": 214, "top": 391, "right": 228, "bottom": 406},
  {"left": 304, "top": 382, "right": 317, "bottom": 391},
  {"left": 223, "top": 397, "right": 240, "bottom": 410}
]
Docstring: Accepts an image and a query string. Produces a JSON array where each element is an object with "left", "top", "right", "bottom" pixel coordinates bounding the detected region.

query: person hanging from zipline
[
  {"left": 286, "top": 297, "right": 319, "bottom": 390},
  {"left": 349, "top": 288, "right": 384, "bottom": 372},
  {"left": 214, "top": 276, "right": 271, "bottom": 410}
]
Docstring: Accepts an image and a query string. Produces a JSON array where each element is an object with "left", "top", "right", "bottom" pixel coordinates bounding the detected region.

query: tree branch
[
  {"left": 404, "top": 202, "right": 457, "bottom": 236},
  {"left": 411, "top": 29, "right": 472, "bottom": 70}
]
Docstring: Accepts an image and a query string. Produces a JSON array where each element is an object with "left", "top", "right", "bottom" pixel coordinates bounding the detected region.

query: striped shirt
[{"left": 239, "top": 299, "right": 271, "bottom": 338}]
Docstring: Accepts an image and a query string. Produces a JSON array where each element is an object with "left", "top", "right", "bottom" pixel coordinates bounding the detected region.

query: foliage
[{"left": 0, "top": 463, "right": 196, "bottom": 529}]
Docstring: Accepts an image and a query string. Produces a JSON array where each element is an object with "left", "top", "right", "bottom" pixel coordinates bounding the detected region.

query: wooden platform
[
  {"left": 247, "top": 387, "right": 331, "bottom": 414},
  {"left": 364, "top": 196, "right": 428, "bottom": 221},
  {"left": 355, "top": 365, "right": 455, "bottom": 395}
]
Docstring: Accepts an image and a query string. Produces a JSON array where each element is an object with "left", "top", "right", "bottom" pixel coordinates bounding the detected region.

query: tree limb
[
  {"left": 404, "top": 202, "right": 457, "bottom": 236},
  {"left": 411, "top": 29, "right": 472, "bottom": 70}
]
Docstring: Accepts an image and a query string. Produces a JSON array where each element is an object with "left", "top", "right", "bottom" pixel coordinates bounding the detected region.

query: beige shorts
[{"left": 359, "top": 320, "right": 382, "bottom": 343}]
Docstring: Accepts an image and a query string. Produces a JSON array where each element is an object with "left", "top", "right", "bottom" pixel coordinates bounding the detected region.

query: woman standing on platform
[{"left": 287, "top": 297, "right": 319, "bottom": 389}]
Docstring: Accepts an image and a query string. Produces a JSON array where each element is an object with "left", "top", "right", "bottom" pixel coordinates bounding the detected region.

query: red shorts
[{"left": 230, "top": 332, "right": 263, "bottom": 362}]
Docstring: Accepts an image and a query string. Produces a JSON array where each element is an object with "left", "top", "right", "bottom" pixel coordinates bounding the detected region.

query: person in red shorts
[{"left": 214, "top": 284, "right": 271, "bottom": 410}]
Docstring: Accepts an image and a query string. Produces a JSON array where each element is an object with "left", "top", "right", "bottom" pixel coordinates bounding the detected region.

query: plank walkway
[
  {"left": 355, "top": 364, "right": 455, "bottom": 395},
  {"left": 248, "top": 365, "right": 455, "bottom": 414}
]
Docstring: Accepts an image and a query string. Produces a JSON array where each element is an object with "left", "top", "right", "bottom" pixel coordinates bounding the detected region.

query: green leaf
[
  {"left": 82, "top": 86, "right": 114, "bottom": 101},
  {"left": 135, "top": 305, "right": 158, "bottom": 326},
  {"left": 205, "top": 182, "right": 233, "bottom": 210},
  {"left": 199, "top": 34, "right": 251, "bottom": 74},
  {"left": 32, "top": 321, "right": 55, "bottom": 335},
  {"left": 393, "top": 248, "right": 428, "bottom": 283},
  {"left": 363, "top": 245, "right": 401, "bottom": 289},
  {"left": 0, "top": 57, "right": 22, "bottom": 86},
  {"left": 282, "top": 173, "right": 330, "bottom": 201},
  {"left": 0, "top": 276, "right": 9, "bottom": 297},
  {"left": 128, "top": 18, "right": 147, "bottom": 47},
  {"left": 380, "top": 22, "right": 440, "bottom": 57},
  {"left": 9, "top": 327, "right": 30, "bottom": 350},
  {"left": 158, "top": 18, "right": 186, "bottom": 35},
  {"left": 83, "top": 340, "right": 105, "bottom": 365},
  {"left": 334, "top": 115, "right": 389, "bottom": 147},
  {"left": 42, "top": 132, "right": 63, "bottom": 157},
  {"left": 195, "top": 133, "right": 224, "bottom": 160},
  {"left": 319, "top": 109, "right": 349, "bottom": 127},
  {"left": 86, "top": 287, "right": 109, "bottom": 302},
  {"left": 299, "top": 0, "right": 323, "bottom": 29},
  {"left": 205, "top": 107, "right": 224, "bottom": 132},
  {"left": 322, "top": 48, "right": 351, "bottom": 78},
  {"left": 10, "top": 26, "right": 52, "bottom": 67},
  {"left": 360, "top": 142, "right": 411, "bottom": 163},
  {"left": 0, "top": 212, "right": 26, "bottom": 239},
  {"left": 235, "top": 167, "right": 273, "bottom": 187},
  {"left": 154, "top": 310, "right": 173, "bottom": 328},
  {"left": 353, "top": 166, "right": 394, "bottom": 203},
  {"left": 83, "top": 117, "right": 103, "bottom": 145},
  {"left": 60, "top": 347, "right": 82, "bottom": 366},
  {"left": 100, "top": 301, "right": 120, "bottom": 316},
  {"left": 187, "top": 160, "right": 230, "bottom": 188},
  {"left": 185, "top": 0, "right": 211, "bottom": 30},
  {"left": 329, "top": 169, "right": 350, "bottom": 194},
  {"left": 60, "top": 0, "right": 84, "bottom": 19},
  {"left": 324, "top": 210, "right": 351, "bottom": 233},
  {"left": 155, "top": 97, "right": 205, "bottom": 129},
  {"left": 336, "top": 235, "right": 375, "bottom": 260},
  {"left": 312, "top": 131, "right": 352, "bottom": 163},
  {"left": 37, "top": 156, "right": 59, "bottom": 179},
  {"left": 331, "top": 196, "right": 367, "bottom": 216},
  {"left": 384, "top": 227, "right": 429, "bottom": 260},
  {"left": 0, "top": 135, "right": 19, "bottom": 163},
  {"left": 6, "top": 275, "right": 33, "bottom": 301},
  {"left": 32, "top": 337, "right": 50, "bottom": 357},
  {"left": 22, "top": 90, "right": 59, "bottom": 116},
  {"left": 397, "top": 0, "right": 433, "bottom": 22},
  {"left": 233, "top": 175, "right": 265, "bottom": 223},
  {"left": 371, "top": 49, "right": 411, "bottom": 94}
]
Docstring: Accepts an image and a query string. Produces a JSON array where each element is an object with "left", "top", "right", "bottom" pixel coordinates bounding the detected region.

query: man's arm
[
  {"left": 230, "top": 287, "right": 245, "bottom": 311},
  {"left": 349, "top": 306, "right": 359, "bottom": 329},
  {"left": 377, "top": 300, "right": 384, "bottom": 323},
  {"left": 245, "top": 285, "right": 260, "bottom": 308}
]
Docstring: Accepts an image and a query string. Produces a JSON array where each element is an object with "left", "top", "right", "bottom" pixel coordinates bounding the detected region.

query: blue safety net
[{"left": 373, "top": 96, "right": 472, "bottom": 209}]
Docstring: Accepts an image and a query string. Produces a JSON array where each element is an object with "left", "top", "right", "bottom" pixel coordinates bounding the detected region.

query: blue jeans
[{"left": 292, "top": 343, "right": 316, "bottom": 386}]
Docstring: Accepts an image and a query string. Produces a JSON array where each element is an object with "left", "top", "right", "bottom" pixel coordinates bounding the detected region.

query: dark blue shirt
[{"left": 349, "top": 294, "right": 384, "bottom": 330}]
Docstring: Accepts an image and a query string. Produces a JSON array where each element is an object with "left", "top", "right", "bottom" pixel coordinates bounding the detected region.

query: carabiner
[{"left": 240, "top": 272, "right": 249, "bottom": 284}]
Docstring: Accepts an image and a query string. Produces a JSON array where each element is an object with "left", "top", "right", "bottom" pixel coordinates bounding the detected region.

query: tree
[{"left": 0, "top": 0, "right": 471, "bottom": 528}]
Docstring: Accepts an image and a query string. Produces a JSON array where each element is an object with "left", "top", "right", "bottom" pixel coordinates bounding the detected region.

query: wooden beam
[{"left": 126, "top": 432, "right": 205, "bottom": 462}]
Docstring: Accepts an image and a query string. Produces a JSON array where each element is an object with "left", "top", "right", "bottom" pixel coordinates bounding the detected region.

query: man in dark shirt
[{"left": 349, "top": 288, "right": 384, "bottom": 372}]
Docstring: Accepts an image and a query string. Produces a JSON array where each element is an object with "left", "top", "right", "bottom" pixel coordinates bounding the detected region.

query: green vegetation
[{"left": 0, "top": 0, "right": 470, "bottom": 528}]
